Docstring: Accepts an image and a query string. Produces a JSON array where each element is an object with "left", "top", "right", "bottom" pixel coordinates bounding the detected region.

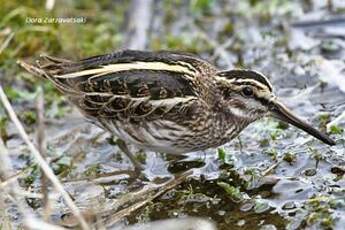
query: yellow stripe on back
[{"left": 56, "top": 61, "right": 197, "bottom": 79}]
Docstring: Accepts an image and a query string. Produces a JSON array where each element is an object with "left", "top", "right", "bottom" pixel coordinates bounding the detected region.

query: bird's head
[{"left": 215, "top": 69, "right": 335, "bottom": 146}]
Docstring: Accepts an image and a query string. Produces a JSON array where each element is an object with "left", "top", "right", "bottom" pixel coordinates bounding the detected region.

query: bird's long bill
[{"left": 270, "top": 100, "right": 335, "bottom": 146}]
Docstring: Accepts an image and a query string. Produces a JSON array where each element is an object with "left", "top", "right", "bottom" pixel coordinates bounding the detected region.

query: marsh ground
[{"left": 0, "top": 0, "right": 345, "bottom": 229}]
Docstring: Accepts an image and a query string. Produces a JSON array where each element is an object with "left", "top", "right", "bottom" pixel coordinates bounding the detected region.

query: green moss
[
  {"left": 276, "top": 121, "right": 289, "bottom": 130},
  {"left": 329, "top": 125, "right": 343, "bottom": 135},
  {"left": 309, "top": 147, "right": 324, "bottom": 162},
  {"left": 23, "top": 175, "right": 35, "bottom": 187},
  {"left": 217, "top": 148, "right": 226, "bottom": 162},
  {"left": 283, "top": 152, "right": 296, "bottom": 164},
  {"left": 0, "top": 1, "right": 126, "bottom": 60},
  {"left": 151, "top": 33, "right": 212, "bottom": 53},
  {"left": 135, "top": 150, "right": 147, "bottom": 164},
  {"left": 3, "top": 87, "right": 21, "bottom": 101},
  {"left": 265, "top": 148, "right": 278, "bottom": 160},
  {"left": 270, "top": 129, "right": 282, "bottom": 140},
  {"left": 217, "top": 182, "right": 246, "bottom": 202},
  {"left": 21, "top": 163, "right": 40, "bottom": 187},
  {"left": 21, "top": 110, "right": 37, "bottom": 125},
  {"left": 51, "top": 156, "right": 73, "bottom": 177},
  {"left": 259, "top": 138, "right": 270, "bottom": 147},
  {"left": 0, "top": 116, "right": 8, "bottom": 141},
  {"left": 84, "top": 163, "right": 102, "bottom": 177},
  {"left": 318, "top": 113, "right": 331, "bottom": 131},
  {"left": 321, "top": 217, "right": 334, "bottom": 229},
  {"left": 305, "top": 195, "right": 335, "bottom": 229},
  {"left": 217, "top": 148, "right": 236, "bottom": 166},
  {"left": 189, "top": 0, "right": 215, "bottom": 16}
]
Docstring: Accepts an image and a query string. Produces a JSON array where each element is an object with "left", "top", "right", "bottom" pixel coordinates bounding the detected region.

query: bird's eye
[{"left": 242, "top": 87, "right": 253, "bottom": 97}]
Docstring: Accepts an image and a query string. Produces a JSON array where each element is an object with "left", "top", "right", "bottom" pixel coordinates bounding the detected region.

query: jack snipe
[{"left": 19, "top": 50, "right": 335, "bottom": 170}]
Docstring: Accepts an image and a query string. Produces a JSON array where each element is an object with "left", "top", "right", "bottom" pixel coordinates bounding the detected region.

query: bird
[{"left": 18, "top": 50, "right": 335, "bottom": 172}]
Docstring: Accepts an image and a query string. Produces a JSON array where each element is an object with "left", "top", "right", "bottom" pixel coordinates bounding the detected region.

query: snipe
[{"left": 19, "top": 50, "right": 335, "bottom": 171}]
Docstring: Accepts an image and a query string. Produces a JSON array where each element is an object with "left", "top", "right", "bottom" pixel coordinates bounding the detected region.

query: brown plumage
[{"left": 18, "top": 50, "right": 335, "bottom": 158}]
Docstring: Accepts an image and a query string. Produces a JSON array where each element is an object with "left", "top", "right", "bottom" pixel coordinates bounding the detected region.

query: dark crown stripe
[{"left": 218, "top": 69, "right": 273, "bottom": 92}]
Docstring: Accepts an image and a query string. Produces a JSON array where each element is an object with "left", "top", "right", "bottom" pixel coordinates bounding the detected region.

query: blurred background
[{"left": 0, "top": 0, "right": 345, "bottom": 229}]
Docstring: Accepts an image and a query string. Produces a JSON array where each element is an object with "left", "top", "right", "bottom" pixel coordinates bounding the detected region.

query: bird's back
[
  {"left": 19, "top": 50, "right": 221, "bottom": 153},
  {"left": 39, "top": 50, "right": 214, "bottom": 76}
]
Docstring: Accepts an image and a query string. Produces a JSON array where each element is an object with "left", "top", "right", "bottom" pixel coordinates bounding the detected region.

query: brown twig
[{"left": 0, "top": 85, "right": 90, "bottom": 230}]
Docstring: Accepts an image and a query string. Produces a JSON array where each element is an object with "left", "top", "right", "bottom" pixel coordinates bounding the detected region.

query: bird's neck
[{"left": 208, "top": 109, "right": 251, "bottom": 146}]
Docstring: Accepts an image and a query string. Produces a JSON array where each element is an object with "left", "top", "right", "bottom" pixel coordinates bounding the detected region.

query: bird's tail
[
  {"left": 17, "top": 59, "right": 48, "bottom": 79},
  {"left": 17, "top": 54, "right": 74, "bottom": 78},
  {"left": 17, "top": 55, "right": 82, "bottom": 96}
]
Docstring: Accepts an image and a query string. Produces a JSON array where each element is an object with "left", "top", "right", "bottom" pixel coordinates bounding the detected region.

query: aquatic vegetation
[{"left": 0, "top": 0, "right": 344, "bottom": 229}]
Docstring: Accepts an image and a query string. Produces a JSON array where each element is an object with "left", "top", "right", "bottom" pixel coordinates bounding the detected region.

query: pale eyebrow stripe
[
  {"left": 214, "top": 76, "right": 270, "bottom": 91},
  {"left": 55, "top": 61, "right": 197, "bottom": 79},
  {"left": 215, "top": 70, "right": 273, "bottom": 92}
]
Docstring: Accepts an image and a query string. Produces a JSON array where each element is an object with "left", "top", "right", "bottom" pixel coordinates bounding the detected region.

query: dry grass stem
[
  {"left": 103, "top": 169, "right": 193, "bottom": 227},
  {"left": 36, "top": 87, "right": 51, "bottom": 221},
  {"left": 0, "top": 32, "right": 14, "bottom": 55},
  {"left": 0, "top": 85, "right": 90, "bottom": 230}
]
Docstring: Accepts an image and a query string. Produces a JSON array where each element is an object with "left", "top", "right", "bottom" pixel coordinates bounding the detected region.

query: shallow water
[{"left": 1, "top": 0, "right": 345, "bottom": 229}]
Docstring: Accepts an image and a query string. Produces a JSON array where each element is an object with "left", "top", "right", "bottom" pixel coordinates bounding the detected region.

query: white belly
[{"left": 102, "top": 119, "right": 191, "bottom": 154}]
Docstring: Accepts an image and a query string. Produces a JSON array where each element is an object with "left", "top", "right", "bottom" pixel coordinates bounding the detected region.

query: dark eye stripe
[
  {"left": 230, "top": 82, "right": 270, "bottom": 105},
  {"left": 256, "top": 96, "right": 270, "bottom": 106}
]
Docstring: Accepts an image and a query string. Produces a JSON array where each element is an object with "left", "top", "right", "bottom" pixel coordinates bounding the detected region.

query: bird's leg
[{"left": 116, "top": 138, "right": 144, "bottom": 174}]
